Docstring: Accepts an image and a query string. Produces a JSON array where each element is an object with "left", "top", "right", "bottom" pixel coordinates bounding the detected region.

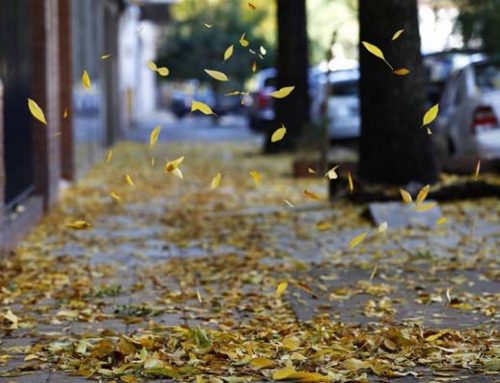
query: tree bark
[
  {"left": 265, "top": 0, "right": 310, "bottom": 153},
  {"left": 358, "top": 0, "right": 438, "bottom": 185}
]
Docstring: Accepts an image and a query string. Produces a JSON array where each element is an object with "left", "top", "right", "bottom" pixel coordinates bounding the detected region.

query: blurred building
[{"left": 0, "top": 0, "right": 175, "bottom": 249}]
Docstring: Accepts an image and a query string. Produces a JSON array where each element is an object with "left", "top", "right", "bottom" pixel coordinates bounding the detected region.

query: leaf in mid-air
[
  {"left": 27, "top": 98, "right": 47, "bottom": 125},
  {"left": 271, "top": 86, "right": 295, "bottom": 99}
]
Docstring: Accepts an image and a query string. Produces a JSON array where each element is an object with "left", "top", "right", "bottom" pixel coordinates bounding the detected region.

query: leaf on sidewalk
[
  {"left": 66, "top": 220, "right": 91, "bottom": 230},
  {"left": 349, "top": 232, "right": 367, "bottom": 249},
  {"left": 276, "top": 282, "right": 288, "bottom": 297}
]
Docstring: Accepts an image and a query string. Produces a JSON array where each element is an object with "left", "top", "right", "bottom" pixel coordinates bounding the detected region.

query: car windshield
[
  {"left": 331, "top": 80, "right": 358, "bottom": 96},
  {"left": 474, "top": 61, "right": 500, "bottom": 92}
]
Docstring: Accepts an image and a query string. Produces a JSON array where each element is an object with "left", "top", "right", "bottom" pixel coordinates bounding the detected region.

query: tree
[
  {"left": 358, "top": 0, "right": 438, "bottom": 185},
  {"left": 264, "top": 0, "right": 310, "bottom": 153},
  {"left": 157, "top": 0, "right": 274, "bottom": 89},
  {"left": 454, "top": 0, "right": 500, "bottom": 54}
]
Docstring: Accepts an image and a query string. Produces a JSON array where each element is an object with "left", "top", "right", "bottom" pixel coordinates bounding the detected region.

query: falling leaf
[
  {"left": 415, "top": 202, "right": 437, "bottom": 212},
  {"left": 66, "top": 220, "right": 91, "bottom": 230},
  {"left": 271, "top": 125, "right": 286, "bottom": 142},
  {"left": 211, "top": 173, "right": 222, "bottom": 190},
  {"left": 391, "top": 29, "right": 405, "bottom": 41},
  {"left": 304, "top": 189, "right": 322, "bottom": 201},
  {"left": 393, "top": 68, "right": 410, "bottom": 75},
  {"left": 101, "top": 54, "right": 112, "bottom": 60},
  {"left": 378, "top": 222, "right": 388, "bottom": 234},
  {"left": 204, "top": 23, "right": 212, "bottom": 28},
  {"left": 2, "top": 310, "right": 19, "bottom": 328},
  {"left": 325, "top": 165, "right": 340, "bottom": 180},
  {"left": 110, "top": 192, "right": 121, "bottom": 203},
  {"left": 106, "top": 150, "right": 113, "bottom": 163},
  {"left": 172, "top": 167, "right": 184, "bottom": 180},
  {"left": 284, "top": 199, "right": 294, "bottom": 207},
  {"left": 149, "top": 125, "right": 161, "bottom": 147},
  {"left": 147, "top": 61, "right": 157, "bottom": 71},
  {"left": 27, "top": 98, "right": 47, "bottom": 125},
  {"left": 157, "top": 67, "right": 169, "bottom": 77},
  {"left": 204, "top": 69, "right": 229, "bottom": 82},
  {"left": 436, "top": 216, "right": 448, "bottom": 225},
  {"left": 250, "top": 358, "right": 275, "bottom": 369},
  {"left": 239, "top": 33, "right": 249, "bottom": 47},
  {"left": 252, "top": 60, "right": 257, "bottom": 73},
  {"left": 196, "top": 289, "right": 203, "bottom": 303},
  {"left": 151, "top": 157, "right": 155, "bottom": 167},
  {"left": 370, "top": 264, "right": 378, "bottom": 280},
  {"left": 474, "top": 159, "right": 481, "bottom": 180},
  {"left": 361, "top": 41, "right": 394, "bottom": 70},
  {"left": 416, "top": 184, "right": 430, "bottom": 205},
  {"left": 260, "top": 45, "right": 267, "bottom": 56},
  {"left": 224, "top": 45, "right": 234, "bottom": 61},
  {"left": 249, "top": 170, "right": 261, "bottom": 185},
  {"left": 422, "top": 104, "right": 439, "bottom": 127},
  {"left": 348, "top": 171, "right": 354, "bottom": 193},
  {"left": 276, "top": 282, "right": 288, "bottom": 297},
  {"left": 125, "top": 174, "right": 135, "bottom": 186},
  {"left": 400, "top": 189, "right": 412, "bottom": 204},
  {"left": 191, "top": 100, "right": 216, "bottom": 115},
  {"left": 165, "top": 156, "right": 185, "bottom": 173},
  {"left": 63, "top": 108, "right": 69, "bottom": 118},
  {"left": 271, "top": 86, "right": 295, "bottom": 99},
  {"left": 82, "top": 70, "right": 91, "bottom": 90},
  {"left": 248, "top": 2, "right": 256, "bottom": 11},
  {"left": 349, "top": 232, "right": 367, "bottom": 249},
  {"left": 308, "top": 168, "right": 316, "bottom": 174}
]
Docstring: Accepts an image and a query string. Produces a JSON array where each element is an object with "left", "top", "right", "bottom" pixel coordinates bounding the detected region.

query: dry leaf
[
  {"left": 249, "top": 170, "right": 261, "bottom": 186},
  {"left": 82, "top": 70, "right": 91, "bottom": 90},
  {"left": 252, "top": 61, "right": 257, "bottom": 73},
  {"left": 348, "top": 171, "right": 354, "bottom": 193},
  {"left": 391, "top": 29, "right": 404, "bottom": 41},
  {"left": 378, "top": 222, "right": 388, "bottom": 234},
  {"left": 250, "top": 357, "right": 274, "bottom": 369},
  {"left": 224, "top": 45, "right": 234, "bottom": 61},
  {"left": 63, "top": 108, "right": 69, "bottom": 118},
  {"left": 101, "top": 54, "right": 112, "bottom": 60},
  {"left": 415, "top": 202, "right": 436, "bottom": 212},
  {"left": 276, "top": 282, "right": 288, "bottom": 297},
  {"left": 393, "top": 68, "right": 410, "bottom": 75},
  {"left": 157, "top": 67, "right": 169, "bottom": 77},
  {"left": 349, "top": 232, "right": 367, "bottom": 249},
  {"left": 211, "top": 173, "right": 222, "bottom": 190},
  {"left": 191, "top": 100, "right": 216, "bottom": 115},
  {"left": 271, "top": 86, "right": 295, "bottom": 99},
  {"left": 416, "top": 184, "right": 430, "bottom": 205},
  {"left": 325, "top": 165, "right": 340, "bottom": 180},
  {"left": 422, "top": 104, "right": 439, "bottom": 127},
  {"left": 204, "top": 69, "right": 229, "bottom": 82},
  {"left": 271, "top": 125, "right": 286, "bottom": 142},
  {"left": 106, "top": 150, "right": 113, "bottom": 163},
  {"left": 474, "top": 159, "right": 481, "bottom": 180},
  {"left": 149, "top": 125, "right": 161, "bottom": 147},
  {"left": 239, "top": 33, "right": 249, "bottom": 47},
  {"left": 316, "top": 221, "right": 332, "bottom": 230},
  {"left": 125, "top": 174, "right": 135, "bottom": 186},
  {"left": 110, "top": 192, "right": 121, "bottom": 203},
  {"left": 27, "top": 98, "right": 47, "bottom": 125},
  {"left": 272, "top": 367, "right": 296, "bottom": 381},
  {"left": 436, "top": 216, "right": 448, "bottom": 225},
  {"left": 66, "top": 220, "right": 91, "bottom": 230},
  {"left": 400, "top": 189, "right": 412, "bottom": 204},
  {"left": 147, "top": 61, "right": 157, "bottom": 71},
  {"left": 303, "top": 189, "right": 321, "bottom": 201},
  {"left": 284, "top": 199, "right": 294, "bottom": 207},
  {"left": 165, "top": 156, "right": 185, "bottom": 173},
  {"left": 362, "top": 41, "right": 393, "bottom": 70}
]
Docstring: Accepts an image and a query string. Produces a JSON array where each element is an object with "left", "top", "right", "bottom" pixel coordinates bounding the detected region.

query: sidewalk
[{"left": 1, "top": 140, "right": 499, "bottom": 383}]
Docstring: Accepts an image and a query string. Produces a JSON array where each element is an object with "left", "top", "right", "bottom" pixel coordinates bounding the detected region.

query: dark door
[{"left": 0, "top": 0, "right": 34, "bottom": 207}]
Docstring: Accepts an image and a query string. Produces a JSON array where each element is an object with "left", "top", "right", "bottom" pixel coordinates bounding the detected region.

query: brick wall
[{"left": 32, "top": 0, "right": 62, "bottom": 209}]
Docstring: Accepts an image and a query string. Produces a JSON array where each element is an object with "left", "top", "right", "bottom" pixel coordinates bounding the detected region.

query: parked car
[
  {"left": 247, "top": 68, "right": 277, "bottom": 132},
  {"left": 434, "top": 57, "right": 500, "bottom": 159}
]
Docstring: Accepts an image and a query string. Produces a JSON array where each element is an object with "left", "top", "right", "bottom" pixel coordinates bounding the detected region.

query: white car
[{"left": 434, "top": 58, "right": 500, "bottom": 159}]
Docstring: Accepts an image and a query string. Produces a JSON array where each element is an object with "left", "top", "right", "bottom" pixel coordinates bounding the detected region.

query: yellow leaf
[
  {"left": 249, "top": 170, "right": 261, "bottom": 185},
  {"left": 415, "top": 202, "right": 436, "bottom": 212},
  {"left": 2, "top": 310, "right": 18, "bottom": 326},
  {"left": 348, "top": 171, "right": 354, "bottom": 193},
  {"left": 304, "top": 189, "right": 322, "bottom": 201},
  {"left": 106, "top": 149, "right": 113, "bottom": 163},
  {"left": 250, "top": 357, "right": 274, "bottom": 369},
  {"left": 343, "top": 358, "right": 370, "bottom": 372},
  {"left": 63, "top": 108, "right": 69, "bottom": 118},
  {"left": 308, "top": 168, "right": 316, "bottom": 174},
  {"left": 393, "top": 68, "right": 410, "bottom": 76},
  {"left": 239, "top": 33, "right": 249, "bottom": 47},
  {"left": 349, "top": 232, "right": 367, "bottom": 249},
  {"left": 110, "top": 192, "right": 121, "bottom": 203},
  {"left": 147, "top": 61, "right": 157, "bottom": 71},
  {"left": 271, "top": 125, "right": 286, "bottom": 142},
  {"left": 252, "top": 60, "right": 257, "bottom": 73},
  {"left": 361, "top": 41, "right": 393, "bottom": 70},
  {"left": 165, "top": 156, "right": 185, "bottom": 173},
  {"left": 172, "top": 167, "right": 184, "bottom": 180},
  {"left": 27, "top": 98, "right": 47, "bottom": 125},
  {"left": 82, "top": 70, "right": 91, "bottom": 90},
  {"left": 149, "top": 125, "right": 161, "bottom": 147},
  {"left": 272, "top": 366, "right": 296, "bottom": 381},
  {"left": 416, "top": 184, "right": 430, "bottom": 204},
  {"left": 101, "top": 54, "right": 112, "bottom": 60},
  {"left": 211, "top": 173, "right": 222, "bottom": 190},
  {"left": 316, "top": 221, "right": 332, "bottom": 231},
  {"left": 271, "top": 86, "right": 295, "bottom": 99},
  {"left": 125, "top": 174, "right": 135, "bottom": 186},
  {"left": 224, "top": 45, "right": 234, "bottom": 61},
  {"left": 391, "top": 29, "right": 404, "bottom": 41},
  {"left": 288, "top": 372, "right": 331, "bottom": 382},
  {"left": 284, "top": 199, "right": 294, "bottom": 207},
  {"left": 422, "top": 104, "right": 439, "bottom": 126},
  {"left": 325, "top": 165, "right": 340, "bottom": 180},
  {"left": 204, "top": 23, "right": 212, "bottom": 28},
  {"left": 66, "top": 220, "right": 91, "bottom": 230},
  {"left": 260, "top": 45, "right": 267, "bottom": 55},
  {"left": 276, "top": 282, "right": 288, "bottom": 297},
  {"left": 377, "top": 222, "right": 388, "bottom": 234},
  {"left": 474, "top": 159, "right": 481, "bottom": 180},
  {"left": 400, "top": 189, "right": 412, "bottom": 204},
  {"left": 157, "top": 67, "right": 169, "bottom": 77},
  {"left": 436, "top": 216, "right": 448, "bottom": 225},
  {"left": 191, "top": 100, "right": 216, "bottom": 115},
  {"left": 248, "top": 2, "right": 256, "bottom": 11},
  {"left": 282, "top": 337, "right": 300, "bottom": 351},
  {"left": 204, "top": 69, "right": 229, "bottom": 82}
]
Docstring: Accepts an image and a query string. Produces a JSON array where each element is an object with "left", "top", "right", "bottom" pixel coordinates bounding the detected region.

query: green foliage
[
  {"left": 157, "top": 0, "right": 275, "bottom": 88},
  {"left": 455, "top": 0, "right": 500, "bottom": 54}
]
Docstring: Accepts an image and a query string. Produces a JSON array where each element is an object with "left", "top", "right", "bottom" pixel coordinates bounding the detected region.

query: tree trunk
[
  {"left": 358, "top": 0, "right": 438, "bottom": 185},
  {"left": 264, "top": 0, "right": 310, "bottom": 153}
]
